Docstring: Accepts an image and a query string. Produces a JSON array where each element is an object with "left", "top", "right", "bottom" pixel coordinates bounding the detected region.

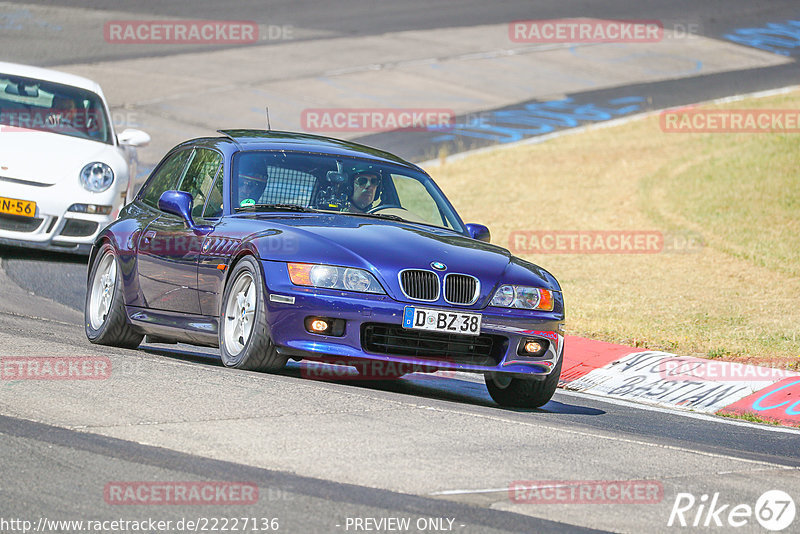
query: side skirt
[{"left": 126, "top": 306, "right": 219, "bottom": 347}]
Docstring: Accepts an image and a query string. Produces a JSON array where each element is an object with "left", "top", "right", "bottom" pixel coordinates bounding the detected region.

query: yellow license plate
[{"left": 0, "top": 196, "right": 36, "bottom": 217}]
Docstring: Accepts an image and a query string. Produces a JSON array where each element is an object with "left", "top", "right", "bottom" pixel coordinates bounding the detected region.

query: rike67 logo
[{"left": 668, "top": 490, "right": 795, "bottom": 531}]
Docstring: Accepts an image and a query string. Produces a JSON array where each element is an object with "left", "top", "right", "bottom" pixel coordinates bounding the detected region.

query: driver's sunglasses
[{"left": 354, "top": 175, "right": 381, "bottom": 188}]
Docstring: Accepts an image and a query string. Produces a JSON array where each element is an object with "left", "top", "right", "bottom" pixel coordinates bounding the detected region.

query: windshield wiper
[
  {"left": 339, "top": 211, "right": 406, "bottom": 222},
  {"left": 234, "top": 203, "right": 318, "bottom": 213}
]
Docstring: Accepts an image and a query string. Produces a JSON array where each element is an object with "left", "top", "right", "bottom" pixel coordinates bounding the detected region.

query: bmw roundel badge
[{"left": 431, "top": 261, "right": 446, "bottom": 271}]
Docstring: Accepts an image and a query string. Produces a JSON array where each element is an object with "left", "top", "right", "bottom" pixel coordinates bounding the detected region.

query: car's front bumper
[
  {"left": 263, "top": 265, "right": 564, "bottom": 377},
  {"left": 0, "top": 178, "right": 122, "bottom": 254}
]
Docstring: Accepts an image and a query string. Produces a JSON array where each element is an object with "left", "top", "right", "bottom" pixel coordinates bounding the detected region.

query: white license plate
[{"left": 402, "top": 306, "right": 482, "bottom": 336}]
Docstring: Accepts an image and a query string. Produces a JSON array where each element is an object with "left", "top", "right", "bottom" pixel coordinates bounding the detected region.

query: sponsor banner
[
  {"left": 717, "top": 377, "right": 800, "bottom": 426},
  {"left": 1, "top": 357, "right": 111, "bottom": 380},
  {"left": 104, "top": 482, "right": 258, "bottom": 505},
  {"left": 509, "top": 19, "right": 663, "bottom": 43},
  {"left": 509, "top": 480, "right": 663, "bottom": 504},
  {"left": 660, "top": 109, "right": 800, "bottom": 133},
  {"left": 564, "top": 351, "right": 775, "bottom": 413},
  {"left": 301, "top": 108, "right": 455, "bottom": 133}
]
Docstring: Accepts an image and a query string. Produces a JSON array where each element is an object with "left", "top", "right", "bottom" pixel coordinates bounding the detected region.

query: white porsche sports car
[{"left": 0, "top": 61, "right": 149, "bottom": 254}]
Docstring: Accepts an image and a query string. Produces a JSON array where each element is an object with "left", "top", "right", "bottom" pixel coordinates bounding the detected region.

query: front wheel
[
  {"left": 85, "top": 244, "right": 143, "bottom": 348},
  {"left": 485, "top": 355, "right": 562, "bottom": 409},
  {"left": 219, "top": 256, "right": 287, "bottom": 372}
]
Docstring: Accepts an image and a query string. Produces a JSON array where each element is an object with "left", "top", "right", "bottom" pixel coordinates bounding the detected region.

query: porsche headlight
[
  {"left": 80, "top": 162, "right": 114, "bottom": 192},
  {"left": 287, "top": 263, "right": 384, "bottom": 294},
  {"left": 490, "top": 285, "right": 554, "bottom": 311}
]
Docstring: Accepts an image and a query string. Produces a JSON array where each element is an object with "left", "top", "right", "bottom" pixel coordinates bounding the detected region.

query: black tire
[
  {"left": 219, "top": 256, "right": 287, "bottom": 372},
  {"left": 85, "top": 243, "right": 143, "bottom": 348},
  {"left": 485, "top": 354, "right": 563, "bottom": 409}
]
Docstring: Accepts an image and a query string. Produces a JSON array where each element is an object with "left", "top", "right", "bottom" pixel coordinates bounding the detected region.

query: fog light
[
  {"left": 518, "top": 338, "right": 549, "bottom": 357},
  {"left": 310, "top": 319, "right": 329, "bottom": 332},
  {"left": 524, "top": 341, "right": 543, "bottom": 353},
  {"left": 304, "top": 317, "right": 346, "bottom": 336}
]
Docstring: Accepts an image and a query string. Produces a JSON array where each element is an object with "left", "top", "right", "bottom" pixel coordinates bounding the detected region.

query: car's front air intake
[
  {"left": 361, "top": 323, "right": 505, "bottom": 366},
  {"left": 0, "top": 214, "right": 44, "bottom": 233},
  {"left": 444, "top": 274, "right": 479, "bottom": 305},
  {"left": 399, "top": 269, "right": 439, "bottom": 301}
]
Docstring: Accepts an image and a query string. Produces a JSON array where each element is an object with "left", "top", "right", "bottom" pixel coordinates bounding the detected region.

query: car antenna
[{"left": 265, "top": 106, "right": 271, "bottom": 131}]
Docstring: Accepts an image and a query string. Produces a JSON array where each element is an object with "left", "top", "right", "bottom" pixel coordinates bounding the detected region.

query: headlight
[
  {"left": 490, "top": 285, "right": 554, "bottom": 311},
  {"left": 80, "top": 162, "right": 114, "bottom": 192},
  {"left": 287, "top": 263, "right": 384, "bottom": 294}
]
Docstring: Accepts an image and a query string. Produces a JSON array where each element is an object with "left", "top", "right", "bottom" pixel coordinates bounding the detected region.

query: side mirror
[
  {"left": 158, "top": 191, "right": 213, "bottom": 235},
  {"left": 118, "top": 128, "right": 151, "bottom": 147},
  {"left": 466, "top": 223, "right": 491, "bottom": 243}
]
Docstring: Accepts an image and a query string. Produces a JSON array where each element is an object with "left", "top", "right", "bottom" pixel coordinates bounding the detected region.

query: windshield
[
  {"left": 0, "top": 73, "right": 112, "bottom": 144},
  {"left": 231, "top": 151, "right": 465, "bottom": 232}
]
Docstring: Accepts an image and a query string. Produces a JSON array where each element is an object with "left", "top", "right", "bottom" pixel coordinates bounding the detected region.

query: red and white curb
[{"left": 561, "top": 337, "right": 800, "bottom": 427}]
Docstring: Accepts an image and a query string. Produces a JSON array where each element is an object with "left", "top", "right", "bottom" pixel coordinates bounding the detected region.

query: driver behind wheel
[
  {"left": 237, "top": 157, "right": 269, "bottom": 208},
  {"left": 345, "top": 165, "right": 382, "bottom": 213},
  {"left": 47, "top": 95, "right": 79, "bottom": 128}
]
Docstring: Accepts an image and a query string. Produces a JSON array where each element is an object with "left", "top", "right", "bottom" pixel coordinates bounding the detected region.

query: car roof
[
  {"left": 216, "top": 129, "right": 424, "bottom": 172},
  {"left": 0, "top": 61, "right": 104, "bottom": 95}
]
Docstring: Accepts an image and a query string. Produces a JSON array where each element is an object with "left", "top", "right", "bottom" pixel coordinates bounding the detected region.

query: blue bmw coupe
[{"left": 85, "top": 130, "right": 565, "bottom": 408}]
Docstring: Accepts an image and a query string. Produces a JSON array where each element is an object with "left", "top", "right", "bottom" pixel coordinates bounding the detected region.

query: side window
[
  {"left": 392, "top": 174, "right": 450, "bottom": 228},
  {"left": 141, "top": 150, "right": 192, "bottom": 208},
  {"left": 203, "top": 162, "right": 225, "bottom": 218},
  {"left": 177, "top": 149, "right": 223, "bottom": 218}
]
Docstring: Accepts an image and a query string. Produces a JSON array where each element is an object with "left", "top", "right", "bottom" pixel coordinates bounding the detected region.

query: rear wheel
[
  {"left": 485, "top": 355, "right": 562, "bottom": 409},
  {"left": 219, "top": 256, "right": 287, "bottom": 371},
  {"left": 85, "top": 244, "right": 143, "bottom": 348}
]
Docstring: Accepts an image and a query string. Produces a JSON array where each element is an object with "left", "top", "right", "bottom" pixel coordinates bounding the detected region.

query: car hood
[
  {"left": 235, "top": 213, "right": 561, "bottom": 302},
  {"left": 0, "top": 130, "right": 121, "bottom": 185}
]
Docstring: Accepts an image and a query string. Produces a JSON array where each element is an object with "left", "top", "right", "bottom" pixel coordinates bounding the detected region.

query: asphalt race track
[{"left": 2, "top": 2, "right": 800, "bottom": 533}]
